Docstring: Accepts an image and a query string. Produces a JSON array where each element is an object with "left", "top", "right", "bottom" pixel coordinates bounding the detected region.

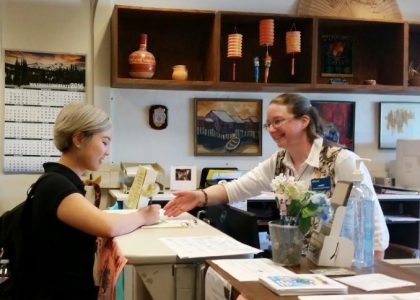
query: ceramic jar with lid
[
  {"left": 128, "top": 33, "right": 156, "bottom": 79},
  {"left": 172, "top": 65, "right": 188, "bottom": 81}
]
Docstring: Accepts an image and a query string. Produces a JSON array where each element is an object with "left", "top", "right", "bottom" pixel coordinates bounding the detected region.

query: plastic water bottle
[{"left": 341, "top": 158, "right": 374, "bottom": 268}]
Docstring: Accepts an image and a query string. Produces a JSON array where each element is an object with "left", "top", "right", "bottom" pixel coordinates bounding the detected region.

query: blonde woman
[{"left": 22, "top": 102, "right": 160, "bottom": 299}]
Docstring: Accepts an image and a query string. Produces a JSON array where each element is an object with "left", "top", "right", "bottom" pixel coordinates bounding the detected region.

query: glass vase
[{"left": 269, "top": 221, "right": 303, "bottom": 266}]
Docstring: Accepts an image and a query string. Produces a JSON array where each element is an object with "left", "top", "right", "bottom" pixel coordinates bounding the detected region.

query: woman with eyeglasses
[{"left": 164, "top": 93, "right": 389, "bottom": 259}]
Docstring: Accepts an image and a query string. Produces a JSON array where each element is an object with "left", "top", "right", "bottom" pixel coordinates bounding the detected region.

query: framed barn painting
[
  {"left": 194, "top": 98, "right": 262, "bottom": 156},
  {"left": 379, "top": 102, "right": 420, "bottom": 149},
  {"left": 311, "top": 100, "right": 356, "bottom": 150}
]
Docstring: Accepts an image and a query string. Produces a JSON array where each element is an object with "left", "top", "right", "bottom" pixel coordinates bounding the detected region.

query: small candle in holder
[{"left": 172, "top": 65, "right": 188, "bottom": 81}]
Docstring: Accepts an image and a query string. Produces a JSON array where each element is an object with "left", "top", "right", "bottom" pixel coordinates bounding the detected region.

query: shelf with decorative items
[
  {"left": 314, "top": 17, "right": 405, "bottom": 91},
  {"left": 218, "top": 12, "right": 313, "bottom": 86},
  {"left": 110, "top": 5, "right": 420, "bottom": 94},
  {"left": 111, "top": 5, "right": 218, "bottom": 89}
]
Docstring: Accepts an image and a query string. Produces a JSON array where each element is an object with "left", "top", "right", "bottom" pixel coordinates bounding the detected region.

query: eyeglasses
[{"left": 263, "top": 117, "right": 294, "bottom": 130}]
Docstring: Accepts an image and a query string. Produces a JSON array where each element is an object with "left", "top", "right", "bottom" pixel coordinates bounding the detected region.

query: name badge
[{"left": 311, "top": 177, "right": 332, "bottom": 191}]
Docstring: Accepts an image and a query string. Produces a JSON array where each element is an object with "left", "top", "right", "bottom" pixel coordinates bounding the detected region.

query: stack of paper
[
  {"left": 160, "top": 235, "right": 262, "bottom": 259},
  {"left": 259, "top": 274, "right": 348, "bottom": 296},
  {"left": 334, "top": 273, "right": 415, "bottom": 291}
]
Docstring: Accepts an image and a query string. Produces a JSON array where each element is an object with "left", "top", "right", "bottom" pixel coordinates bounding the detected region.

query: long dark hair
[{"left": 269, "top": 93, "right": 324, "bottom": 142}]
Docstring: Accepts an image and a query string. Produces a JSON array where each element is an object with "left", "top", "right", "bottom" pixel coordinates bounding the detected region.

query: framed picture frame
[
  {"left": 194, "top": 98, "right": 262, "bottom": 156},
  {"left": 170, "top": 166, "right": 197, "bottom": 191},
  {"left": 311, "top": 100, "right": 356, "bottom": 150},
  {"left": 379, "top": 102, "right": 420, "bottom": 149},
  {"left": 321, "top": 35, "right": 353, "bottom": 77}
]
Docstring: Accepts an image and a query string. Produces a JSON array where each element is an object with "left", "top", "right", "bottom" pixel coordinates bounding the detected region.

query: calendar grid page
[{"left": 4, "top": 50, "right": 86, "bottom": 173}]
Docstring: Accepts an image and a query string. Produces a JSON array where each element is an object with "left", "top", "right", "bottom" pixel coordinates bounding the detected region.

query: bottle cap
[{"left": 352, "top": 158, "right": 371, "bottom": 182}]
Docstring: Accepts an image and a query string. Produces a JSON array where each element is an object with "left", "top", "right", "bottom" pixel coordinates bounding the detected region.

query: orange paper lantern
[
  {"left": 227, "top": 33, "right": 243, "bottom": 58},
  {"left": 259, "top": 19, "right": 275, "bottom": 83},
  {"left": 285, "top": 26, "right": 301, "bottom": 76},
  {"left": 259, "top": 19, "right": 275, "bottom": 46},
  {"left": 227, "top": 33, "right": 243, "bottom": 81}
]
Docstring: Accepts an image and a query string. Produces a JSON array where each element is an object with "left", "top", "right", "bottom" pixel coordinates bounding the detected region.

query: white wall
[
  {"left": 1, "top": 0, "right": 420, "bottom": 212},
  {"left": 0, "top": 0, "right": 92, "bottom": 212}
]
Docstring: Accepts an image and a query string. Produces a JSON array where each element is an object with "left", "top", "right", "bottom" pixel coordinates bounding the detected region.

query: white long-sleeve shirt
[{"left": 224, "top": 138, "right": 389, "bottom": 251}]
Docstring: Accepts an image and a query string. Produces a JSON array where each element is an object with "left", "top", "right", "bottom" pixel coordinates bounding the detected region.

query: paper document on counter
[
  {"left": 142, "top": 219, "right": 197, "bottom": 229},
  {"left": 212, "top": 258, "right": 294, "bottom": 281},
  {"left": 334, "top": 273, "right": 415, "bottom": 291},
  {"left": 160, "top": 235, "right": 262, "bottom": 259},
  {"left": 299, "top": 292, "right": 420, "bottom": 300}
]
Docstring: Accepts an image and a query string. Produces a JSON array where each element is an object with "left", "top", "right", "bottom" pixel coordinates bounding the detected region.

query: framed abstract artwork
[
  {"left": 194, "top": 98, "right": 262, "bottom": 156},
  {"left": 311, "top": 100, "right": 356, "bottom": 150},
  {"left": 379, "top": 102, "right": 420, "bottom": 149}
]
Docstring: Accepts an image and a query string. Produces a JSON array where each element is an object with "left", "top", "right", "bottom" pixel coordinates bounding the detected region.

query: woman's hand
[
  {"left": 138, "top": 204, "right": 161, "bottom": 225},
  {"left": 163, "top": 190, "right": 202, "bottom": 217}
]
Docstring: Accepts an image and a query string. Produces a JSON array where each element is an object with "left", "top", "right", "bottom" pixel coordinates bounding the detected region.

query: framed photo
[
  {"left": 311, "top": 100, "right": 355, "bottom": 150},
  {"left": 379, "top": 102, "right": 420, "bottom": 149},
  {"left": 194, "top": 98, "right": 262, "bottom": 156},
  {"left": 170, "top": 166, "right": 197, "bottom": 191},
  {"left": 321, "top": 35, "right": 353, "bottom": 77}
]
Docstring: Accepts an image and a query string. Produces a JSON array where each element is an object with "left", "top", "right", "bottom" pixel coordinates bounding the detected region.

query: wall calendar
[{"left": 4, "top": 50, "right": 86, "bottom": 173}]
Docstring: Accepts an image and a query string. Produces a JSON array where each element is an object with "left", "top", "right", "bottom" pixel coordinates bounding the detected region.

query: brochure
[{"left": 259, "top": 274, "right": 348, "bottom": 296}]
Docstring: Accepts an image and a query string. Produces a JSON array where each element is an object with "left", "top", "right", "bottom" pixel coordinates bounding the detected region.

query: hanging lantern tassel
[
  {"left": 286, "top": 29, "right": 301, "bottom": 76},
  {"left": 264, "top": 48, "right": 272, "bottom": 84},
  {"left": 227, "top": 33, "right": 243, "bottom": 81}
]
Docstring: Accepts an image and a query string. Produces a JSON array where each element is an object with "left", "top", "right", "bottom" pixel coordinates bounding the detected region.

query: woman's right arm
[
  {"left": 163, "top": 184, "right": 228, "bottom": 217},
  {"left": 57, "top": 193, "right": 161, "bottom": 238}
]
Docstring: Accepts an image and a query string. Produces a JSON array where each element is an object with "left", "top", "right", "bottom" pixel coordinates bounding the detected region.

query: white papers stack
[
  {"left": 259, "top": 274, "right": 348, "bottom": 296},
  {"left": 334, "top": 273, "right": 415, "bottom": 291},
  {"left": 160, "top": 235, "right": 261, "bottom": 259}
]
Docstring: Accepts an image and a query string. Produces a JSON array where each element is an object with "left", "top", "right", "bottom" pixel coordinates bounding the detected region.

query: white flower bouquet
[{"left": 271, "top": 174, "right": 332, "bottom": 234}]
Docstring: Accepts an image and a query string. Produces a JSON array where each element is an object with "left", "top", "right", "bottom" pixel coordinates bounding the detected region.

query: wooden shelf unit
[
  {"left": 218, "top": 12, "right": 313, "bottom": 84},
  {"left": 111, "top": 5, "right": 420, "bottom": 94},
  {"left": 111, "top": 6, "right": 218, "bottom": 88},
  {"left": 315, "top": 18, "right": 405, "bottom": 87}
]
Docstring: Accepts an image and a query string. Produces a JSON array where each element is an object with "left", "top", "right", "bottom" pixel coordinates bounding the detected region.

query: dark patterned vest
[
  {"left": 274, "top": 140, "right": 342, "bottom": 197},
  {"left": 274, "top": 140, "right": 343, "bottom": 251}
]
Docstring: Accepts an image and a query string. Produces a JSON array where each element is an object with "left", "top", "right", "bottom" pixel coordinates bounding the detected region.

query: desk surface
[
  {"left": 115, "top": 212, "right": 246, "bottom": 265},
  {"left": 207, "top": 258, "right": 420, "bottom": 300}
]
